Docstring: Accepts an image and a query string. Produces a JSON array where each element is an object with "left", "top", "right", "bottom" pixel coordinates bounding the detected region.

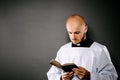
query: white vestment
[{"left": 47, "top": 42, "right": 118, "bottom": 80}]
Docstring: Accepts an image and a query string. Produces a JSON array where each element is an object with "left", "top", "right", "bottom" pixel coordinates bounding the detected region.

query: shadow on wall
[{"left": 86, "top": 24, "right": 95, "bottom": 40}]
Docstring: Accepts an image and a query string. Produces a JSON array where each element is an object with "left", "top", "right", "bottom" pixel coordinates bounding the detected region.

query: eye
[
  {"left": 69, "top": 32, "right": 72, "bottom": 34},
  {"left": 74, "top": 32, "right": 80, "bottom": 34}
]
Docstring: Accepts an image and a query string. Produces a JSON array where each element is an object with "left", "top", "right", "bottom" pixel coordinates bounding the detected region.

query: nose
[{"left": 71, "top": 33, "right": 75, "bottom": 39}]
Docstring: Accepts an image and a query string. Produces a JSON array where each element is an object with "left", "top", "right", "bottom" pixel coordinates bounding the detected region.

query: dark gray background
[{"left": 0, "top": 0, "right": 119, "bottom": 80}]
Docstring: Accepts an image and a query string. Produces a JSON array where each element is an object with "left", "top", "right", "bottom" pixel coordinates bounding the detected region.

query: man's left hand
[{"left": 72, "top": 66, "right": 90, "bottom": 80}]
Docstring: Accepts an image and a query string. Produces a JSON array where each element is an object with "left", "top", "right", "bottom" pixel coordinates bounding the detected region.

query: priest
[{"left": 47, "top": 14, "right": 118, "bottom": 80}]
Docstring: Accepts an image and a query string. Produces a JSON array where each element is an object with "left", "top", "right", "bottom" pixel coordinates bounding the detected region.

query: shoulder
[
  {"left": 56, "top": 42, "right": 71, "bottom": 56},
  {"left": 91, "top": 42, "right": 112, "bottom": 61},
  {"left": 91, "top": 42, "right": 105, "bottom": 48},
  {"left": 90, "top": 42, "right": 108, "bottom": 53},
  {"left": 90, "top": 42, "right": 109, "bottom": 54},
  {"left": 60, "top": 42, "right": 72, "bottom": 49}
]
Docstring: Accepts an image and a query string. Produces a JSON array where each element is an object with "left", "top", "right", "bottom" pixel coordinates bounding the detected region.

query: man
[{"left": 47, "top": 14, "right": 118, "bottom": 80}]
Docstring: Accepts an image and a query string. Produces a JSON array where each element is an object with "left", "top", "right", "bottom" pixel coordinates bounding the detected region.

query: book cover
[{"left": 50, "top": 59, "right": 78, "bottom": 72}]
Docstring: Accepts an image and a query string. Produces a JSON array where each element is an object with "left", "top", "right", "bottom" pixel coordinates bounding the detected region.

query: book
[{"left": 50, "top": 59, "right": 78, "bottom": 72}]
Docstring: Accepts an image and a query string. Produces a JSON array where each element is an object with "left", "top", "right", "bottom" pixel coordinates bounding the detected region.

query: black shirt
[{"left": 72, "top": 38, "right": 94, "bottom": 47}]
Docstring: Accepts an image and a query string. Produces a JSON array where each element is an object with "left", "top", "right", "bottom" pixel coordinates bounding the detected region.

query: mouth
[
  {"left": 71, "top": 39, "right": 77, "bottom": 43},
  {"left": 72, "top": 39, "right": 77, "bottom": 41}
]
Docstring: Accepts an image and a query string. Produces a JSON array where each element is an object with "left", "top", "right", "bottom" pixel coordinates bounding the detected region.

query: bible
[{"left": 50, "top": 59, "right": 78, "bottom": 72}]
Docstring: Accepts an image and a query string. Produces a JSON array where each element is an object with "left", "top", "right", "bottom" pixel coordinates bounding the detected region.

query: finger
[
  {"left": 62, "top": 75, "right": 72, "bottom": 80},
  {"left": 69, "top": 72, "right": 74, "bottom": 77},
  {"left": 62, "top": 72, "right": 69, "bottom": 78},
  {"left": 73, "top": 68, "right": 86, "bottom": 79},
  {"left": 69, "top": 71, "right": 74, "bottom": 75},
  {"left": 73, "top": 67, "right": 88, "bottom": 74},
  {"left": 73, "top": 68, "right": 84, "bottom": 74},
  {"left": 62, "top": 72, "right": 73, "bottom": 79},
  {"left": 62, "top": 75, "right": 70, "bottom": 79},
  {"left": 62, "top": 72, "right": 69, "bottom": 75}
]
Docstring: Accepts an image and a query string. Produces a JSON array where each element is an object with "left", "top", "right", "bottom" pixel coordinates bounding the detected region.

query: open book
[{"left": 50, "top": 59, "right": 78, "bottom": 72}]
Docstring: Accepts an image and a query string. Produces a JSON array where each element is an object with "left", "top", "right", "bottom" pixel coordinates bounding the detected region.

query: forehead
[
  {"left": 66, "top": 16, "right": 85, "bottom": 26},
  {"left": 66, "top": 25, "right": 81, "bottom": 33}
]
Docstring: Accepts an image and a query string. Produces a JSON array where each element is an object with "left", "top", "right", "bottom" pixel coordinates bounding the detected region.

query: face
[{"left": 66, "top": 17, "right": 87, "bottom": 44}]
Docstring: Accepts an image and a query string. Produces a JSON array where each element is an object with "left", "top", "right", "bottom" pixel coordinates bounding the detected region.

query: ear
[{"left": 84, "top": 25, "right": 88, "bottom": 33}]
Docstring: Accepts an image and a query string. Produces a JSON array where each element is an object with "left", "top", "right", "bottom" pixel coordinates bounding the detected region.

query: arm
[
  {"left": 91, "top": 46, "right": 118, "bottom": 80},
  {"left": 47, "top": 65, "right": 62, "bottom": 80},
  {"left": 47, "top": 48, "right": 63, "bottom": 80}
]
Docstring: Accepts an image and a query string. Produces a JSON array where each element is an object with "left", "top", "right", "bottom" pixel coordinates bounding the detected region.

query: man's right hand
[{"left": 62, "top": 72, "right": 74, "bottom": 80}]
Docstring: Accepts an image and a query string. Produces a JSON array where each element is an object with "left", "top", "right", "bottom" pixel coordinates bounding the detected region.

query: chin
[{"left": 72, "top": 42, "right": 77, "bottom": 44}]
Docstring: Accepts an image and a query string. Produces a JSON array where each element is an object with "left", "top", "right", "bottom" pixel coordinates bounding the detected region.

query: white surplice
[{"left": 47, "top": 42, "right": 118, "bottom": 80}]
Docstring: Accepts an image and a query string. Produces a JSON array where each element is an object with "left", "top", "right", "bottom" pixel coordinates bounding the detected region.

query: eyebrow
[{"left": 68, "top": 31, "right": 81, "bottom": 33}]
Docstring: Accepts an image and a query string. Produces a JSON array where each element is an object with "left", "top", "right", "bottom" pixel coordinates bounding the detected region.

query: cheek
[
  {"left": 69, "top": 35, "right": 72, "bottom": 38},
  {"left": 77, "top": 34, "right": 84, "bottom": 39},
  {"left": 68, "top": 34, "right": 72, "bottom": 39}
]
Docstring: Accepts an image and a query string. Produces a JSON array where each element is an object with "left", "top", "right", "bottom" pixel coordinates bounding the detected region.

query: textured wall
[{"left": 0, "top": 0, "right": 119, "bottom": 80}]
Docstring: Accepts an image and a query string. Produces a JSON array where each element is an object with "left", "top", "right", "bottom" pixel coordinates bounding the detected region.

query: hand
[
  {"left": 61, "top": 71, "right": 74, "bottom": 80},
  {"left": 72, "top": 66, "right": 90, "bottom": 80}
]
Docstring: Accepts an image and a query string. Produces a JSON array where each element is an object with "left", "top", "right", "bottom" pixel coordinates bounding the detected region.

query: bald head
[
  {"left": 66, "top": 14, "right": 88, "bottom": 44},
  {"left": 66, "top": 14, "right": 86, "bottom": 27}
]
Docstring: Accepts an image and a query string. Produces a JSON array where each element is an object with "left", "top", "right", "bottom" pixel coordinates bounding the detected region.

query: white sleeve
[
  {"left": 47, "top": 48, "right": 63, "bottom": 80},
  {"left": 91, "top": 46, "right": 118, "bottom": 80},
  {"left": 47, "top": 66, "right": 62, "bottom": 80}
]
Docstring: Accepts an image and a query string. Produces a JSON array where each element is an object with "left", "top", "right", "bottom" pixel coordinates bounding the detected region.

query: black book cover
[{"left": 50, "top": 59, "right": 78, "bottom": 72}]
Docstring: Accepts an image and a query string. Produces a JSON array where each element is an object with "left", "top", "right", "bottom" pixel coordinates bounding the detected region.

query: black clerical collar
[{"left": 72, "top": 38, "right": 94, "bottom": 47}]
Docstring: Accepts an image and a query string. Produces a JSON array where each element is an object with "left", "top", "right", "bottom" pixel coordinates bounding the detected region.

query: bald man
[{"left": 47, "top": 14, "right": 118, "bottom": 80}]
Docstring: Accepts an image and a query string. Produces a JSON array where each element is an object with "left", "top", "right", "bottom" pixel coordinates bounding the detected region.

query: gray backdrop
[{"left": 0, "top": 0, "right": 119, "bottom": 80}]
